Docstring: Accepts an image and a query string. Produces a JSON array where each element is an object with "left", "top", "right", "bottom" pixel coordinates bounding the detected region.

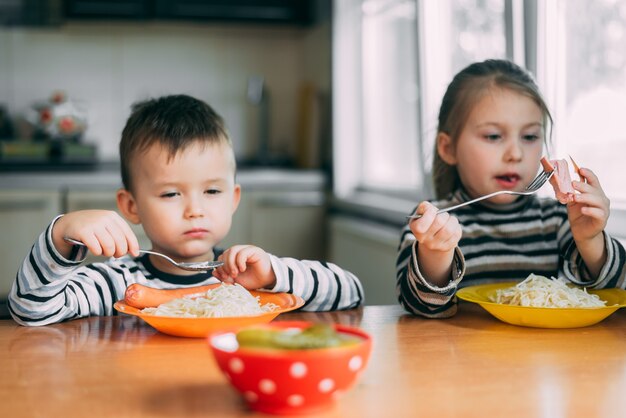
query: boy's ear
[
  {"left": 116, "top": 189, "right": 141, "bottom": 225},
  {"left": 231, "top": 184, "right": 241, "bottom": 214},
  {"left": 437, "top": 132, "right": 457, "bottom": 165}
]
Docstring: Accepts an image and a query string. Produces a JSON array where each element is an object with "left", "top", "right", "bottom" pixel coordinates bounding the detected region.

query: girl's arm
[
  {"left": 396, "top": 225, "right": 465, "bottom": 318},
  {"left": 408, "top": 202, "right": 463, "bottom": 285},
  {"left": 567, "top": 167, "right": 612, "bottom": 278}
]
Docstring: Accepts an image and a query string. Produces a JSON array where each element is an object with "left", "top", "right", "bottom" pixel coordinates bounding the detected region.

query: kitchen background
[
  {"left": 0, "top": 0, "right": 385, "bottom": 321},
  {"left": 2, "top": 0, "right": 626, "bottom": 319},
  {"left": 0, "top": 0, "right": 331, "bottom": 167}
]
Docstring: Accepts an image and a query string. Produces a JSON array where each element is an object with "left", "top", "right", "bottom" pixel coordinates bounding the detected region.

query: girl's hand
[
  {"left": 409, "top": 202, "right": 462, "bottom": 287},
  {"left": 410, "top": 202, "right": 462, "bottom": 253},
  {"left": 568, "top": 167, "right": 610, "bottom": 243},
  {"left": 53, "top": 210, "right": 140, "bottom": 259},
  {"left": 212, "top": 245, "right": 276, "bottom": 290}
]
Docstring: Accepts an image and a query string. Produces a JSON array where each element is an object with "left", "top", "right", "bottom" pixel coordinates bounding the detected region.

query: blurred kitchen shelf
[
  {"left": 0, "top": 141, "right": 49, "bottom": 160},
  {"left": 0, "top": 140, "right": 99, "bottom": 171},
  {"left": 62, "top": 0, "right": 316, "bottom": 25},
  {"left": 0, "top": 161, "right": 102, "bottom": 172},
  {"left": 236, "top": 155, "right": 297, "bottom": 169}
]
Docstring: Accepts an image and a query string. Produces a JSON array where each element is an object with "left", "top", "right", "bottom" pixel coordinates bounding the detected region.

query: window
[
  {"left": 333, "top": 0, "right": 509, "bottom": 199},
  {"left": 333, "top": 0, "right": 626, "bottom": 235},
  {"left": 418, "top": 0, "right": 509, "bottom": 193},
  {"left": 361, "top": 0, "right": 420, "bottom": 191},
  {"left": 537, "top": 0, "right": 626, "bottom": 205}
]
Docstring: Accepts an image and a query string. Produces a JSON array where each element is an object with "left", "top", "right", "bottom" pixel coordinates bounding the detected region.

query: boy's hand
[
  {"left": 212, "top": 245, "right": 276, "bottom": 290},
  {"left": 410, "top": 202, "right": 462, "bottom": 253},
  {"left": 53, "top": 210, "right": 140, "bottom": 259},
  {"left": 568, "top": 167, "right": 610, "bottom": 243}
]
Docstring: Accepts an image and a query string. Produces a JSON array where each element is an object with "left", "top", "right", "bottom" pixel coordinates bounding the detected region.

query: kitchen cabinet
[
  {"left": 65, "top": 0, "right": 152, "bottom": 19},
  {"left": 0, "top": 190, "right": 61, "bottom": 299},
  {"left": 154, "top": 0, "right": 313, "bottom": 25},
  {"left": 328, "top": 215, "right": 401, "bottom": 305},
  {"left": 53, "top": 0, "right": 313, "bottom": 24},
  {"left": 224, "top": 189, "right": 326, "bottom": 260},
  {"left": 3, "top": 0, "right": 317, "bottom": 27}
]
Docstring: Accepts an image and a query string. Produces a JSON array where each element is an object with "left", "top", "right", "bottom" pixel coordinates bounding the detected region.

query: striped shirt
[
  {"left": 396, "top": 189, "right": 626, "bottom": 318},
  {"left": 9, "top": 218, "right": 364, "bottom": 326}
]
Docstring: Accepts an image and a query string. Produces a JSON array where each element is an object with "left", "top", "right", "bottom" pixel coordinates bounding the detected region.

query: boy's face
[{"left": 117, "top": 141, "right": 240, "bottom": 270}]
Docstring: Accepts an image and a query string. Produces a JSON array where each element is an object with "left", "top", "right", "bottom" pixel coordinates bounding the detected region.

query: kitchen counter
[
  {"left": 0, "top": 163, "right": 327, "bottom": 191},
  {"left": 2, "top": 303, "right": 626, "bottom": 417}
]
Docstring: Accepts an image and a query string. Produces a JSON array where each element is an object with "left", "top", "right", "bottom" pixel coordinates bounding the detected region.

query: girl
[{"left": 396, "top": 59, "right": 625, "bottom": 318}]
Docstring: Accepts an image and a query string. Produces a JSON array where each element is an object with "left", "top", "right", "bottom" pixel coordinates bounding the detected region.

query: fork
[
  {"left": 63, "top": 237, "right": 224, "bottom": 272},
  {"left": 406, "top": 169, "right": 555, "bottom": 220}
]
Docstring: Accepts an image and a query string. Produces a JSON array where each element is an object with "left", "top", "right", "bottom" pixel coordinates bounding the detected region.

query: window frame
[{"left": 332, "top": 0, "right": 626, "bottom": 239}]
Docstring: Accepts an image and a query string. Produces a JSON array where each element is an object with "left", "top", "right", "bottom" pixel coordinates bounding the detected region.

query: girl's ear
[
  {"left": 116, "top": 189, "right": 141, "bottom": 225},
  {"left": 437, "top": 132, "right": 458, "bottom": 165}
]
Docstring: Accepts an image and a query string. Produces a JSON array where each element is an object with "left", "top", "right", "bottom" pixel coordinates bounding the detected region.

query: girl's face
[
  {"left": 439, "top": 87, "right": 545, "bottom": 204},
  {"left": 118, "top": 141, "right": 240, "bottom": 273}
]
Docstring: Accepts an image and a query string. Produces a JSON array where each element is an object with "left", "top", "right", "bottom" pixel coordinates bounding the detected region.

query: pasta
[
  {"left": 141, "top": 283, "right": 279, "bottom": 317},
  {"left": 489, "top": 274, "right": 606, "bottom": 308}
]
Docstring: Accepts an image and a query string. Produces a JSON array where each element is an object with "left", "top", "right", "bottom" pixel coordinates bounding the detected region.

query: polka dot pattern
[
  {"left": 228, "top": 358, "right": 244, "bottom": 374},
  {"left": 290, "top": 362, "right": 307, "bottom": 378},
  {"left": 244, "top": 391, "right": 258, "bottom": 403},
  {"left": 318, "top": 378, "right": 335, "bottom": 393},
  {"left": 287, "top": 394, "right": 304, "bottom": 406},
  {"left": 259, "top": 379, "right": 276, "bottom": 394},
  {"left": 349, "top": 355, "right": 363, "bottom": 371},
  {"left": 228, "top": 356, "right": 369, "bottom": 410}
]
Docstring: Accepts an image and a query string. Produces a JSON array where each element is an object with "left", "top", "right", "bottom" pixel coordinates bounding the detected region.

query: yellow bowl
[
  {"left": 114, "top": 291, "right": 304, "bottom": 338},
  {"left": 457, "top": 282, "right": 626, "bottom": 328}
]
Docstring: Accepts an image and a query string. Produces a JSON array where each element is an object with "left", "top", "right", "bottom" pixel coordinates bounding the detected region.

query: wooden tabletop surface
[{"left": 2, "top": 303, "right": 626, "bottom": 418}]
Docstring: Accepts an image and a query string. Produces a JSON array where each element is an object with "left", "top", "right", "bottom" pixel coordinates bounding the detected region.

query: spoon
[{"left": 63, "top": 237, "right": 223, "bottom": 272}]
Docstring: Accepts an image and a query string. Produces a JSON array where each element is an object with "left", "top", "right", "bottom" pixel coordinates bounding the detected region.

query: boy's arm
[
  {"left": 395, "top": 226, "right": 465, "bottom": 318},
  {"left": 266, "top": 254, "right": 364, "bottom": 311},
  {"left": 8, "top": 217, "right": 128, "bottom": 326}
]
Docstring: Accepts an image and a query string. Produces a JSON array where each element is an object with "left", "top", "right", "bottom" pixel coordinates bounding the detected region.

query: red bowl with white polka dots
[{"left": 208, "top": 321, "right": 372, "bottom": 415}]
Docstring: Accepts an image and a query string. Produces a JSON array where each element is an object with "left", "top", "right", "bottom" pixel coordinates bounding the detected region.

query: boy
[{"left": 9, "top": 95, "right": 363, "bottom": 325}]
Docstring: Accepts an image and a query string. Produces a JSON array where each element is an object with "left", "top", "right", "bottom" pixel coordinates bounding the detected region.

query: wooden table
[{"left": 2, "top": 303, "right": 626, "bottom": 418}]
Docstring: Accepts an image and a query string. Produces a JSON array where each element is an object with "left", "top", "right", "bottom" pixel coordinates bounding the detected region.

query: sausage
[
  {"left": 540, "top": 156, "right": 554, "bottom": 173},
  {"left": 540, "top": 156, "right": 575, "bottom": 204},
  {"left": 124, "top": 283, "right": 220, "bottom": 309}
]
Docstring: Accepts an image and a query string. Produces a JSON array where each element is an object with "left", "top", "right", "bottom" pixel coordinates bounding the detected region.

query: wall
[{"left": 0, "top": 20, "right": 330, "bottom": 162}]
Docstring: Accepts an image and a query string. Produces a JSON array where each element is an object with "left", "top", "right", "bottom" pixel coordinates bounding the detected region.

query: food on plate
[
  {"left": 137, "top": 283, "right": 279, "bottom": 318},
  {"left": 540, "top": 156, "right": 575, "bottom": 204},
  {"left": 236, "top": 323, "right": 362, "bottom": 350},
  {"left": 124, "top": 283, "right": 219, "bottom": 309},
  {"left": 489, "top": 274, "right": 607, "bottom": 308}
]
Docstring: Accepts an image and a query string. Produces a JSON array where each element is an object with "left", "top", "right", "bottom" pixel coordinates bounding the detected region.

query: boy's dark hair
[
  {"left": 433, "top": 59, "right": 553, "bottom": 199},
  {"left": 119, "top": 94, "right": 232, "bottom": 191}
]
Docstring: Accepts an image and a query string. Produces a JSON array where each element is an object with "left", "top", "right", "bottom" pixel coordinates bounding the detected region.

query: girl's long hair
[{"left": 432, "top": 59, "right": 553, "bottom": 199}]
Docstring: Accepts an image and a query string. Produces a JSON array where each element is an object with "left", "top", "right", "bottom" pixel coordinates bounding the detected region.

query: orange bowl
[
  {"left": 113, "top": 291, "right": 304, "bottom": 338},
  {"left": 208, "top": 321, "right": 372, "bottom": 415}
]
